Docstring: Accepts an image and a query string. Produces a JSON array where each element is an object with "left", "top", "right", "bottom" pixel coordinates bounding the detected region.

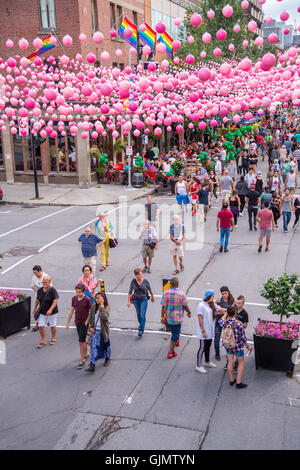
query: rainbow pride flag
[
  {"left": 157, "top": 32, "right": 174, "bottom": 59},
  {"left": 27, "top": 35, "right": 55, "bottom": 63},
  {"left": 138, "top": 23, "right": 156, "bottom": 53},
  {"left": 119, "top": 17, "right": 138, "bottom": 49}
]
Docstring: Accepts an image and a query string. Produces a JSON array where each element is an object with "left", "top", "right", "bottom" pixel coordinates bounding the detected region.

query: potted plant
[
  {"left": 0, "top": 289, "right": 31, "bottom": 338},
  {"left": 170, "top": 160, "right": 184, "bottom": 194},
  {"left": 96, "top": 153, "right": 108, "bottom": 183},
  {"left": 254, "top": 273, "right": 300, "bottom": 376}
]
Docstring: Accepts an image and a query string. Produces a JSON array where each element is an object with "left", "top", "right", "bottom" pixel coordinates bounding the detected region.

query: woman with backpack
[
  {"left": 214, "top": 286, "right": 235, "bottom": 362},
  {"left": 219, "top": 305, "right": 253, "bottom": 389}
]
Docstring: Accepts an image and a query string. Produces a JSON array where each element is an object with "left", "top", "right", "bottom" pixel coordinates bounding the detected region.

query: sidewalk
[{"left": 0, "top": 182, "right": 156, "bottom": 206}]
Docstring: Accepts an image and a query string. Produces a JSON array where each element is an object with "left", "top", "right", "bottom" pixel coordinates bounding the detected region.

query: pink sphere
[
  {"left": 261, "top": 53, "right": 276, "bottom": 71},
  {"left": 174, "top": 18, "right": 182, "bottom": 26},
  {"left": 248, "top": 20, "right": 257, "bottom": 31},
  {"left": 216, "top": 29, "right": 227, "bottom": 41},
  {"left": 190, "top": 13, "right": 202, "bottom": 26},
  {"left": 155, "top": 22, "right": 166, "bottom": 34},
  {"left": 139, "top": 24, "right": 146, "bottom": 33},
  {"left": 154, "top": 127, "right": 162, "bottom": 136},
  {"left": 116, "top": 49, "right": 123, "bottom": 57},
  {"left": 199, "top": 121, "right": 206, "bottom": 130},
  {"left": 280, "top": 11, "right": 289, "bottom": 22},
  {"left": 185, "top": 54, "right": 195, "bottom": 64},
  {"left": 255, "top": 36, "right": 263, "bottom": 46},
  {"left": 188, "top": 36, "right": 194, "bottom": 44},
  {"left": 143, "top": 45, "right": 151, "bottom": 55},
  {"left": 200, "top": 51, "right": 206, "bottom": 58},
  {"left": 229, "top": 43, "right": 235, "bottom": 51},
  {"left": 124, "top": 27, "right": 133, "bottom": 38},
  {"left": 50, "top": 36, "right": 57, "bottom": 45},
  {"left": 6, "top": 39, "right": 14, "bottom": 48},
  {"left": 207, "top": 9, "right": 215, "bottom": 19},
  {"left": 268, "top": 33, "right": 278, "bottom": 44},
  {"left": 245, "top": 112, "right": 253, "bottom": 120},
  {"left": 33, "top": 37, "right": 43, "bottom": 49},
  {"left": 233, "top": 24, "right": 240, "bottom": 33},
  {"left": 222, "top": 5, "right": 233, "bottom": 17},
  {"left": 241, "top": 0, "right": 249, "bottom": 8},
  {"left": 93, "top": 31, "right": 104, "bottom": 43},
  {"left": 243, "top": 40, "right": 249, "bottom": 47},
  {"left": 213, "top": 48, "right": 222, "bottom": 57},
  {"left": 79, "top": 33, "right": 87, "bottom": 42},
  {"left": 239, "top": 57, "right": 252, "bottom": 71},
  {"left": 220, "top": 63, "right": 231, "bottom": 76},
  {"left": 101, "top": 51, "right": 110, "bottom": 61},
  {"left": 24, "top": 97, "right": 35, "bottom": 109},
  {"left": 156, "top": 43, "right": 166, "bottom": 54},
  {"left": 63, "top": 35, "right": 73, "bottom": 46},
  {"left": 284, "top": 28, "right": 290, "bottom": 35},
  {"left": 266, "top": 16, "right": 273, "bottom": 24},
  {"left": 148, "top": 62, "right": 156, "bottom": 71},
  {"left": 110, "top": 29, "right": 117, "bottom": 38},
  {"left": 86, "top": 53, "right": 96, "bottom": 63},
  {"left": 210, "top": 120, "right": 217, "bottom": 127},
  {"left": 173, "top": 40, "right": 181, "bottom": 50},
  {"left": 202, "top": 32, "right": 211, "bottom": 43},
  {"left": 18, "top": 38, "right": 29, "bottom": 50}
]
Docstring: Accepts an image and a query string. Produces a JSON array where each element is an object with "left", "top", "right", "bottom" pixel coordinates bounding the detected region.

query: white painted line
[
  {"left": 38, "top": 205, "right": 122, "bottom": 253},
  {"left": 0, "top": 255, "right": 34, "bottom": 276},
  {"left": 0, "top": 206, "right": 73, "bottom": 239},
  {"left": 0, "top": 286, "right": 268, "bottom": 307},
  {"left": 32, "top": 324, "right": 254, "bottom": 344},
  {"left": 0, "top": 210, "right": 11, "bottom": 214}
]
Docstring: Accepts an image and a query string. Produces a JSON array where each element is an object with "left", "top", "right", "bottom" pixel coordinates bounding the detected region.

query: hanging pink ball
[
  {"left": 154, "top": 127, "right": 162, "bottom": 136},
  {"left": 139, "top": 24, "right": 146, "bottom": 33},
  {"left": 207, "top": 9, "right": 215, "bottom": 19},
  {"left": 268, "top": 33, "right": 278, "bottom": 44},
  {"left": 101, "top": 51, "right": 110, "bottom": 61},
  {"left": 202, "top": 32, "right": 211, "bottom": 43},
  {"left": 91, "top": 131, "right": 98, "bottom": 139},
  {"left": 190, "top": 13, "right": 202, "bottom": 26},
  {"left": 200, "top": 51, "right": 206, "bottom": 58},
  {"left": 280, "top": 11, "right": 289, "bottom": 22},
  {"left": 81, "top": 132, "right": 88, "bottom": 140},
  {"left": 172, "top": 40, "right": 181, "bottom": 50},
  {"left": 86, "top": 53, "right": 96, "bottom": 63},
  {"left": 124, "top": 27, "right": 133, "bottom": 38},
  {"left": 112, "top": 130, "right": 119, "bottom": 139},
  {"left": 33, "top": 37, "right": 43, "bottom": 49},
  {"left": 143, "top": 45, "right": 151, "bottom": 55},
  {"left": 199, "top": 68, "right": 210, "bottom": 82},
  {"left": 148, "top": 62, "right": 156, "bottom": 71},
  {"left": 298, "top": 6, "right": 300, "bottom": 13},
  {"left": 24, "top": 97, "right": 35, "bottom": 109},
  {"left": 241, "top": 0, "right": 249, "bottom": 9},
  {"left": 259, "top": 0, "right": 266, "bottom": 3},
  {"left": 156, "top": 43, "right": 166, "bottom": 54},
  {"left": 185, "top": 54, "right": 195, "bottom": 64},
  {"left": 220, "top": 63, "right": 231, "bottom": 76},
  {"left": 7, "top": 57, "right": 16, "bottom": 68},
  {"left": 50, "top": 36, "right": 57, "bottom": 45},
  {"left": 261, "top": 53, "right": 276, "bottom": 71},
  {"left": 233, "top": 24, "right": 240, "bottom": 33},
  {"left": 213, "top": 48, "right": 222, "bottom": 57},
  {"left": 156, "top": 22, "right": 166, "bottom": 34},
  {"left": 110, "top": 29, "right": 117, "bottom": 38},
  {"left": 233, "top": 115, "right": 240, "bottom": 123},
  {"left": 210, "top": 119, "right": 217, "bottom": 127},
  {"left": 216, "top": 29, "right": 227, "bottom": 41},
  {"left": 116, "top": 49, "right": 123, "bottom": 57},
  {"left": 63, "top": 35, "right": 73, "bottom": 46},
  {"left": 20, "top": 128, "right": 28, "bottom": 136},
  {"left": 188, "top": 36, "right": 194, "bottom": 44},
  {"left": 239, "top": 57, "right": 252, "bottom": 71},
  {"left": 222, "top": 5, "right": 233, "bottom": 17},
  {"left": 174, "top": 18, "right": 182, "bottom": 26},
  {"left": 284, "top": 28, "right": 290, "bottom": 35},
  {"left": 93, "top": 31, "right": 104, "bottom": 43},
  {"left": 229, "top": 43, "right": 235, "bottom": 51},
  {"left": 6, "top": 39, "right": 14, "bottom": 48},
  {"left": 161, "top": 59, "right": 169, "bottom": 68},
  {"left": 243, "top": 40, "right": 249, "bottom": 47},
  {"left": 44, "top": 89, "right": 57, "bottom": 101},
  {"left": 255, "top": 36, "right": 263, "bottom": 46},
  {"left": 245, "top": 112, "right": 253, "bottom": 120},
  {"left": 265, "top": 16, "right": 273, "bottom": 24},
  {"left": 79, "top": 33, "right": 87, "bottom": 42},
  {"left": 248, "top": 20, "right": 257, "bottom": 31},
  {"left": 199, "top": 121, "right": 206, "bottom": 130},
  {"left": 18, "top": 38, "right": 29, "bottom": 50}
]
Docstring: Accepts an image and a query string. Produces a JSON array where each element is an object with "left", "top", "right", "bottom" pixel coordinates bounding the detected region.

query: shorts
[
  {"left": 170, "top": 323, "right": 181, "bottom": 343},
  {"left": 141, "top": 244, "right": 155, "bottom": 258},
  {"left": 38, "top": 314, "right": 57, "bottom": 328},
  {"left": 76, "top": 323, "right": 88, "bottom": 342},
  {"left": 221, "top": 190, "right": 230, "bottom": 202},
  {"left": 227, "top": 349, "right": 244, "bottom": 358},
  {"left": 259, "top": 227, "right": 271, "bottom": 238},
  {"left": 191, "top": 194, "right": 198, "bottom": 201},
  {"left": 170, "top": 242, "right": 184, "bottom": 257},
  {"left": 176, "top": 194, "right": 189, "bottom": 205}
]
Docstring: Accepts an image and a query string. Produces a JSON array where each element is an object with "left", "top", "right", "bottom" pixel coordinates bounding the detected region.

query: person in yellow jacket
[{"left": 95, "top": 212, "right": 113, "bottom": 271}]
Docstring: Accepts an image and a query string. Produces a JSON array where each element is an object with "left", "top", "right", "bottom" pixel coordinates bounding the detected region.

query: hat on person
[
  {"left": 203, "top": 289, "right": 215, "bottom": 300},
  {"left": 220, "top": 285, "right": 229, "bottom": 293}
]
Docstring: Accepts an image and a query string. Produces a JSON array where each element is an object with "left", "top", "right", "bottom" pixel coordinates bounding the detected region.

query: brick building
[{"left": 0, "top": 0, "right": 145, "bottom": 186}]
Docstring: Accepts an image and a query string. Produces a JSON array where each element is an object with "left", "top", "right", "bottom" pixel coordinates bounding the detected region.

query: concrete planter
[
  {"left": 0, "top": 297, "right": 31, "bottom": 338},
  {"left": 253, "top": 332, "right": 298, "bottom": 377}
]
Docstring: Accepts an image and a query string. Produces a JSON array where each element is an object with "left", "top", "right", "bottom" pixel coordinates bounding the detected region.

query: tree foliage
[{"left": 178, "top": 0, "right": 264, "bottom": 62}]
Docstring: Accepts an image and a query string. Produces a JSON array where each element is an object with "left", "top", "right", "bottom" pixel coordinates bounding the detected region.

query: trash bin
[{"left": 132, "top": 172, "right": 144, "bottom": 188}]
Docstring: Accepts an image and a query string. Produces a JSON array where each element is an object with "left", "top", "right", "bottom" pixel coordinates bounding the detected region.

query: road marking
[
  {"left": 31, "top": 324, "right": 254, "bottom": 345},
  {"left": 0, "top": 206, "right": 73, "bottom": 239},
  {"left": 0, "top": 256, "right": 34, "bottom": 276},
  {"left": 0, "top": 205, "right": 122, "bottom": 276},
  {"left": 0, "top": 286, "right": 269, "bottom": 307},
  {"left": 0, "top": 210, "right": 11, "bottom": 214},
  {"left": 38, "top": 205, "right": 122, "bottom": 253}
]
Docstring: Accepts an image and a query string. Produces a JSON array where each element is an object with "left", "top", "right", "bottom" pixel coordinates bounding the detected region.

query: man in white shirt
[{"left": 214, "top": 157, "right": 222, "bottom": 177}]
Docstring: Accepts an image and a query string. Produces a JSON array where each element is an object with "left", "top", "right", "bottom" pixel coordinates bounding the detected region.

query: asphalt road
[{"left": 0, "top": 189, "right": 300, "bottom": 450}]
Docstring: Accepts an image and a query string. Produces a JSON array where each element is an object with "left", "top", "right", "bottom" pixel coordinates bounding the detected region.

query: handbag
[
  {"left": 34, "top": 308, "right": 41, "bottom": 321},
  {"left": 149, "top": 242, "right": 156, "bottom": 250},
  {"left": 109, "top": 237, "right": 118, "bottom": 248},
  {"left": 87, "top": 311, "right": 100, "bottom": 346}
]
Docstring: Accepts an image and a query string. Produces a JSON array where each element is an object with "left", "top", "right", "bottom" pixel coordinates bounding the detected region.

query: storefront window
[
  {"left": 47, "top": 129, "right": 77, "bottom": 173},
  {"left": 67, "top": 131, "right": 76, "bottom": 172},
  {"left": 0, "top": 132, "right": 4, "bottom": 168},
  {"left": 13, "top": 134, "right": 25, "bottom": 171},
  {"left": 48, "top": 136, "right": 57, "bottom": 171}
]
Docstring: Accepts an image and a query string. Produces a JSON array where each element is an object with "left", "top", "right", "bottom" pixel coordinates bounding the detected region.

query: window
[
  {"left": 40, "top": 0, "right": 56, "bottom": 30},
  {"left": 119, "top": 63, "right": 124, "bottom": 70},
  {"left": 91, "top": 0, "right": 99, "bottom": 33},
  {"left": 112, "top": 62, "right": 118, "bottom": 68},
  {"left": 0, "top": 132, "right": 4, "bottom": 168},
  {"left": 133, "top": 11, "right": 137, "bottom": 26},
  {"left": 117, "top": 5, "right": 122, "bottom": 31},
  {"left": 13, "top": 134, "right": 25, "bottom": 171},
  {"left": 48, "top": 129, "right": 77, "bottom": 173},
  {"left": 110, "top": 3, "right": 116, "bottom": 29}
]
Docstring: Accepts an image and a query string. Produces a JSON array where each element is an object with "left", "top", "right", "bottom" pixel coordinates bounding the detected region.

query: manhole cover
[{"left": 5, "top": 246, "right": 39, "bottom": 257}]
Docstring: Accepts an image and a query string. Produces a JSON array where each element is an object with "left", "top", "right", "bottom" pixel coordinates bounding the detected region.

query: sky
[{"left": 262, "top": 0, "right": 299, "bottom": 25}]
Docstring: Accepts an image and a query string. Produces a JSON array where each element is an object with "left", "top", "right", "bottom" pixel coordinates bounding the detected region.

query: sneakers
[
  {"left": 224, "top": 249, "right": 229, "bottom": 253},
  {"left": 147, "top": 268, "right": 151, "bottom": 274},
  {"left": 219, "top": 246, "right": 223, "bottom": 253},
  {"left": 230, "top": 379, "right": 237, "bottom": 386},
  {"left": 104, "top": 358, "right": 110, "bottom": 367},
  {"left": 138, "top": 331, "right": 143, "bottom": 337},
  {"left": 204, "top": 362, "right": 217, "bottom": 368},
  {"left": 258, "top": 245, "right": 262, "bottom": 253},
  {"left": 167, "top": 351, "right": 178, "bottom": 359},
  {"left": 215, "top": 355, "right": 221, "bottom": 361},
  {"left": 77, "top": 361, "right": 86, "bottom": 369},
  {"left": 176, "top": 339, "right": 180, "bottom": 347},
  {"left": 196, "top": 366, "right": 207, "bottom": 374},
  {"left": 142, "top": 266, "right": 147, "bottom": 273},
  {"left": 85, "top": 363, "right": 95, "bottom": 372},
  {"left": 236, "top": 382, "right": 248, "bottom": 389}
]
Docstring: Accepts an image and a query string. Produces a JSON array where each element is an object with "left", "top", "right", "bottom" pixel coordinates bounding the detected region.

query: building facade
[{"left": 245, "top": 0, "right": 264, "bottom": 37}]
